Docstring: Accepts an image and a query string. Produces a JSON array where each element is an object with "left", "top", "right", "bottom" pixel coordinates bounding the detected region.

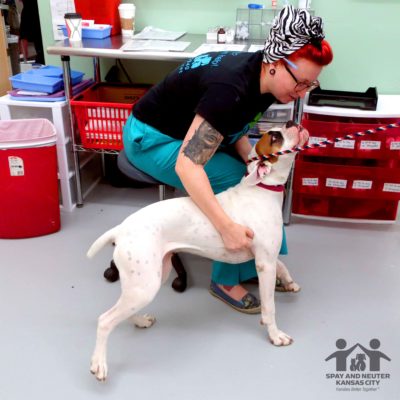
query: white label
[
  {"left": 217, "top": 33, "right": 226, "bottom": 43},
  {"left": 326, "top": 178, "right": 347, "bottom": 189},
  {"left": 8, "top": 156, "right": 24, "bottom": 176},
  {"left": 360, "top": 141, "right": 381, "bottom": 150},
  {"left": 302, "top": 178, "right": 319, "bottom": 186},
  {"left": 309, "top": 136, "right": 327, "bottom": 145},
  {"left": 352, "top": 180, "right": 373, "bottom": 190},
  {"left": 390, "top": 142, "right": 400, "bottom": 150},
  {"left": 383, "top": 183, "right": 400, "bottom": 193},
  {"left": 334, "top": 140, "right": 355, "bottom": 149}
]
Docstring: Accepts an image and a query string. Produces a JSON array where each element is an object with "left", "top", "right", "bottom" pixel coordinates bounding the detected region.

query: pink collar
[{"left": 256, "top": 182, "right": 285, "bottom": 192}]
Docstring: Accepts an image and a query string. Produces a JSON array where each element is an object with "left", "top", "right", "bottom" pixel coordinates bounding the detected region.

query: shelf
[{"left": 304, "top": 94, "right": 400, "bottom": 118}]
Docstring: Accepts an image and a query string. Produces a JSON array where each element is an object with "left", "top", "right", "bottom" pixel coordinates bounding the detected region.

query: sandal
[{"left": 209, "top": 281, "right": 261, "bottom": 314}]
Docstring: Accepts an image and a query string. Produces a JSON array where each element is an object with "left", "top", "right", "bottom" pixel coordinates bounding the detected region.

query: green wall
[{"left": 38, "top": 0, "right": 400, "bottom": 94}]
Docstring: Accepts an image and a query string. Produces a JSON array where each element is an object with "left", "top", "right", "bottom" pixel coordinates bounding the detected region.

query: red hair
[{"left": 289, "top": 40, "right": 333, "bottom": 66}]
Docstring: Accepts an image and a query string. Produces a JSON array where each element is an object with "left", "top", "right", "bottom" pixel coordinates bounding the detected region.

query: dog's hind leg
[
  {"left": 131, "top": 314, "right": 156, "bottom": 328},
  {"left": 90, "top": 283, "right": 160, "bottom": 381},
  {"left": 129, "top": 252, "right": 172, "bottom": 329},
  {"left": 90, "top": 241, "right": 163, "bottom": 381},
  {"left": 276, "top": 259, "right": 301, "bottom": 292}
]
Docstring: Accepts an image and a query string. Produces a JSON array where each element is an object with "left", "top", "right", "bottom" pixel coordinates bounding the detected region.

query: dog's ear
[
  {"left": 243, "top": 160, "right": 271, "bottom": 185},
  {"left": 255, "top": 130, "right": 282, "bottom": 164}
]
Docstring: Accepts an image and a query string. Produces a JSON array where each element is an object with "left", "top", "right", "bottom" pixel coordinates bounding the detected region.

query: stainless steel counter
[{"left": 47, "top": 34, "right": 263, "bottom": 61}]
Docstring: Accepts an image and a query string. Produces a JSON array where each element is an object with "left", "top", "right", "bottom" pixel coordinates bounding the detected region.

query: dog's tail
[{"left": 87, "top": 226, "right": 119, "bottom": 259}]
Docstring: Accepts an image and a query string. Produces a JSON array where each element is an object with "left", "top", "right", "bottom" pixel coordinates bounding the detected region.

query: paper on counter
[
  {"left": 50, "top": 0, "right": 76, "bottom": 41},
  {"left": 247, "top": 44, "right": 264, "bottom": 52},
  {"left": 120, "top": 40, "right": 191, "bottom": 52},
  {"left": 193, "top": 44, "right": 246, "bottom": 54},
  {"left": 133, "top": 26, "right": 186, "bottom": 41}
]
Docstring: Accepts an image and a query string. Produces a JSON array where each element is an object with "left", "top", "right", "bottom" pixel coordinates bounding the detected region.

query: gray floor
[{"left": 1, "top": 182, "right": 399, "bottom": 400}]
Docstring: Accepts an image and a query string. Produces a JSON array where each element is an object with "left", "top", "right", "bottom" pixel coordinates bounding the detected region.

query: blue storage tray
[
  {"left": 26, "top": 66, "right": 84, "bottom": 85},
  {"left": 10, "top": 73, "right": 64, "bottom": 94},
  {"left": 61, "top": 25, "right": 112, "bottom": 39}
]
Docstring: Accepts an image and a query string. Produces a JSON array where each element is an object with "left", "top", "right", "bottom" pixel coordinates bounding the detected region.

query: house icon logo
[{"left": 325, "top": 338, "right": 391, "bottom": 392}]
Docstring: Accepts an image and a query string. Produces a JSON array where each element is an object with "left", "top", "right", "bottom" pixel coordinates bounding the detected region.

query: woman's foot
[{"left": 209, "top": 281, "right": 261, "bottom": 314}]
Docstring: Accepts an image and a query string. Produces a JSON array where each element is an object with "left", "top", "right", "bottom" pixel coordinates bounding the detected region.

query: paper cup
[
  {"left": 118, "top": 3, "right": 135, "bottom": 38},
  {"left": 64, "top": 13, "right": 82, "bottom": 41}
]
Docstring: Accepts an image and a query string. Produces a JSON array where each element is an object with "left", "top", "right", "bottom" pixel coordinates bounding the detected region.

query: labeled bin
[
  {"left": 302, "top": 114, "right": 400, "bottom": 160},
  {"left": 0, "top": 119, "right": 60, "bottom": 238},
  {"left": 292, "top": 159, "right": 400, "bottom": 221}
]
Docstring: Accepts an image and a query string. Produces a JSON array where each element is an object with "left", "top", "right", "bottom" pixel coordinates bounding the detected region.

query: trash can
[{"left": 0, "top": 119, "right": 61, "bottom": 238}]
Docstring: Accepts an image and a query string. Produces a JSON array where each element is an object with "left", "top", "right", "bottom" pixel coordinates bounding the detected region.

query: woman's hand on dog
[{"left": 219, "top": 221, "right": 254, "bottom": 251}]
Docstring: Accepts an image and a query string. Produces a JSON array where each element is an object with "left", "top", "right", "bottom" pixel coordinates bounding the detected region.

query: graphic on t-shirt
[
  {"left": 179, "top": 54, "right": 212, "bottom": 73},
  {"left": 224, "top": 112, "right": 263, "bottom": 146},
  {"left": 178, "top": 52, "right": 242, "bottom": 74}
]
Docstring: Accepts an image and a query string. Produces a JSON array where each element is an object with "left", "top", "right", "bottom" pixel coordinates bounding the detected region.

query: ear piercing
[{"left": 269, "top": 69, "right": 276, "bottom": 75}]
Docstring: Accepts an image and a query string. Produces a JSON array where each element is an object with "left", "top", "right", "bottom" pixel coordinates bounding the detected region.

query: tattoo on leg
[{"left": 183, "top": 120, "right": 223, "bottom": 165}]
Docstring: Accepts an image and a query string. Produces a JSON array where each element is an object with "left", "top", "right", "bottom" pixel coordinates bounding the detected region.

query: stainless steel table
[{"left": 47, "top": 34, "right": 300, "bottom": 222}]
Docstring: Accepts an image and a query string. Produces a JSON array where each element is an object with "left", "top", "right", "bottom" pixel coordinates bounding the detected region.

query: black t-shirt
[{"left": 132, "top": 51, "right": 276, "bottom": 148}]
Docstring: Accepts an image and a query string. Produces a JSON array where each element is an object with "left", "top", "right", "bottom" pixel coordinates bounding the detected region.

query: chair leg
[
  {"left": 159, "top": 184, "right": 166, "bottom": 201},
  {"left": 171, "top": 253, "right": 187, "bottom": 292},
  {"left": 103, "top": 260, "right": 119, "bottom": 282},
  {"left": 104, "top": 255, "right": 187, "bottom": 292}
]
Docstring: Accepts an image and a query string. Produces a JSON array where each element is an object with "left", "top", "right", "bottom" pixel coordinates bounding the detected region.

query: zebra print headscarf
[{"left": 263, "top": 5, "right": 325, "bottom": 64}]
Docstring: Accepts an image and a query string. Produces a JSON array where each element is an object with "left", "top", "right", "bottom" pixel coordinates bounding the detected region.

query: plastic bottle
[{"left": 217, "top": 27, "right": 226, "bottom": 44}]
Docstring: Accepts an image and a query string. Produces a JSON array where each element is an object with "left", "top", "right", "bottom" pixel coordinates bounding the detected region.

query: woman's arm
[
  {"left": 175, "top": 114, "right": 253, "bottom": 251},
  {"left": 234, "top": 135, "right": 252, "bottom": 162}
]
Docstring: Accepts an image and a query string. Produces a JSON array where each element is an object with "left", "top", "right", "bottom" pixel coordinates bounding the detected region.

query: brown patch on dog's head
[{"left": 255, "top": 129, "right": 284, "bottom": 164}]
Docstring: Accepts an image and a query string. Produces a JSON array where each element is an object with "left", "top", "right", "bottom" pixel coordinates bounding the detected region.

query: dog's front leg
[{"left": 255, "top": 254, "right": 293, "bottom": 346}]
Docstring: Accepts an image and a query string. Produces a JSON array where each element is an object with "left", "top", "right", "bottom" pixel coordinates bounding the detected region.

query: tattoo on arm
[{"left": 183, "top": 120, "right": 223, "bottom": 165}]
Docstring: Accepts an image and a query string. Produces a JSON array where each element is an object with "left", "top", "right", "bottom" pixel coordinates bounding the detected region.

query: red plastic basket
[{"left": 70, "top": 83, "right": 150, "bottom": 150}]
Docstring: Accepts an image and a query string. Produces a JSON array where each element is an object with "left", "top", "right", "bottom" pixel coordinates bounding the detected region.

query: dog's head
[{"left": 244, "top": 121, "right": 309, "bottom": 186}]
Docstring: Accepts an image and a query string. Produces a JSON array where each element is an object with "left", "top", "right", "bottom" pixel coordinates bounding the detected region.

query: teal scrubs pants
[{"left": 122, "top": 115, "right": 288, "bottom": 285}]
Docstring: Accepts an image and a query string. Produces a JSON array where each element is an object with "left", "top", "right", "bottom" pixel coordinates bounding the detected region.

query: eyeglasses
[{"left": 283, "top": 62, "right": 320, "bottom": 93}]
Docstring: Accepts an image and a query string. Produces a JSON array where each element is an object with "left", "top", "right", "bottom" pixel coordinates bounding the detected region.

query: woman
[
  {"left": 19, "top": 0, "right": 45, "bottom": 64},
  {"left": 123, "top": 6, "right": 333, "bottom": 313}
]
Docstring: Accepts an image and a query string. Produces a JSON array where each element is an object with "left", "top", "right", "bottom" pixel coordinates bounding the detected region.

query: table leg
[
  {"left": 62, "top": 55, "right": 84, "bottom": 207},
  {"left": 93, "top": 56, "right": 101, "bottom": 82}
]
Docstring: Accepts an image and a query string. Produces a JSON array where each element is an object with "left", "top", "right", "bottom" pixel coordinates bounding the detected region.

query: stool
[{"left": 103, "top": 150, "right": 187, "bottom": 292}]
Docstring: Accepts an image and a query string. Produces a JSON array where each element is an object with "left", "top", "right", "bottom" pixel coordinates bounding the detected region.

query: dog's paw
[
  {"left": 90, "top": 357, "right": 108, "bottom": 381},
  {"left": 268, "top": 330, "right": 294, "bottom": 346},
  {"left": 131, "top": 314, "right": 156, "bottom": 329},
  {"left": 284, "top": 281, "right": 301, "bottom": 292}
]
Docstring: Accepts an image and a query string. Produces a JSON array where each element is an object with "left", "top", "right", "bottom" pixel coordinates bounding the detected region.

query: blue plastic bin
[
  {"left": 26, "top": 67, "right": 84, "bottom": 86},
  {"left": 10, "top": 73, "right": 64, "bottom": 94},
  {"left": 61, "top": 24, "right": 112, "bottom": 39}
]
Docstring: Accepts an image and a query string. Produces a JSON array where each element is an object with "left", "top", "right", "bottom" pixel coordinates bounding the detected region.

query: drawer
[
  {"left": 301, "top": 116, "right": 400, "bottom": 160},
  {"left": 293, "top": 160, "right": 400, "bottom": 201},
  {"left": 292, "top": 194, "right": 399, "bottom": 221}
]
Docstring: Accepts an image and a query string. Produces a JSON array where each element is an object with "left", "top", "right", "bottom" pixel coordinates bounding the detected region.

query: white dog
[{"left": 87, "top": 121, "right": 309, "bottom": 381}]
